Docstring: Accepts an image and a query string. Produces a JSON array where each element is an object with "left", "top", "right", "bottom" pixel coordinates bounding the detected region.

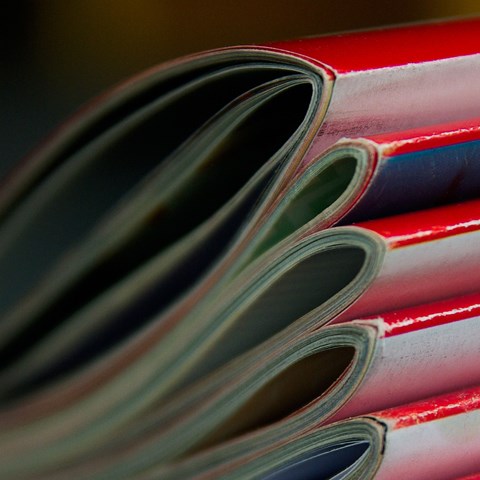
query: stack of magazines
[{"left": 1, "top": 16, "right": 480, "bottom": 480}]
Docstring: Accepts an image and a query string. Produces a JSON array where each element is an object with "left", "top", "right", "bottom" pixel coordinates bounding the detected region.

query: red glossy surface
[
  {"left": 357, "top": 198, "right": 480, "bottom": 247},
  {"left": 365, "top": 293, "right": 480, "bottom": 337},
  {"left": 267, "top": 18, "right": 480, "bottom": 74},
  {"left": 372, "top": 385, "right": 480, "bottom": 429},
  {"left": 364, "top": 118, "right": 480, "bottom": 156}
]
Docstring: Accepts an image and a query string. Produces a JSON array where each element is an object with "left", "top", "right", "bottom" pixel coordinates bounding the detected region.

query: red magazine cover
[
  {"left": 161, "top": 386, "right": 480, "bottom": 480},
  {"left": 2, "top": 18, "right": 480, "bottom": 352},
  {"left": 2, "top": 17, "right": 480, "bottom": 480},
  {"left": 330, "top": 292, "right": 480, "bottom": 421},
  {"left": 2, "top": 198, "right": 480, "bottom": 478},
  {"left": 4, "top": 116, "right": 480, "bottom": 406},
  {"left": 28, "top": 293, "right": 480, "bottom": 478},
  {"left": 4, "top": 16, "right": 480, "bottom": 215},
  {"left": 239, "top": 117, "right": 480, "bottom": 260}
]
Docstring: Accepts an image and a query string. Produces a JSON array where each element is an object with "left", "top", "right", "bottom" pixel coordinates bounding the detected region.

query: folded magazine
[
  {"left": 164, "top": 386, "right": 480, "bottom": 480},
  {"left": 1, "top": 16, "right": 480, "bottom": 480}
]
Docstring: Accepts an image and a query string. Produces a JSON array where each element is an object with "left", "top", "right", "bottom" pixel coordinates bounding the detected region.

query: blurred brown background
[{"left": 2, "top": 0, "right": 479, "bottom": 176}]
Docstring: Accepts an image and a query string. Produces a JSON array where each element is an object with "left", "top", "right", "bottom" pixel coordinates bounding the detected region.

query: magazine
[{"left": 1, "top": 16, "right": 480, "bottom": 480}]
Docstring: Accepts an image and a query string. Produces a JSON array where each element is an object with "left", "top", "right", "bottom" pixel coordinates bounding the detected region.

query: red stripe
[
  {"left": 357, "top": 199, "right": 480, "bottom": 248},
  {"left": 362, "top": 293, "right": 480, "bottom": 337},
  {"left": 363, "top": 118, "right": 480, "bottom": 156},
  {"left": 372, "top": 386, "right": 480, "bottom": 429},
  {"left": 266, "top": 18, "right": 480, "bottom": 74}
]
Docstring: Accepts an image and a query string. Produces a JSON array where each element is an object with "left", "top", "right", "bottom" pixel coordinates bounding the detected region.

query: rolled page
[
  {"left": 1, "top": 18, "right": 480, "bottom": 379},
  {"left": 160, "top": 385, "right": 480, "bottom": 480}
]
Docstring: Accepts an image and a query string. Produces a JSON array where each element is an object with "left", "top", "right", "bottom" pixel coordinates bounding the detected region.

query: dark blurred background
[{"left": 2, "top": 0, "right": 479, "bottom": 177}]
